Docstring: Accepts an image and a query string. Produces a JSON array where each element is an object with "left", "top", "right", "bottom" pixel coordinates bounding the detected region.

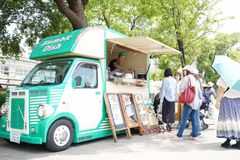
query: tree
[
  {"left": 86, "top": 0, "right": 153, "bottom": 36},
  {"left": 151, "top": 0, "right": 222, "bottom": 67},
  {"left": 197, "top": 32, "right": 240, "bottom": 83},
  {"left": 0, "top": 0, "right": 88, "bottom": 58},
  {"left": 54, "top": 0, "right": 89, "bottom": 30}
]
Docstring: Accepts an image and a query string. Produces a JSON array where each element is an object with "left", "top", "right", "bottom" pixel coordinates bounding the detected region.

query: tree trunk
[
  {"left": 176, "top": 34, "right": 186, "bottom": 67},
  {"left": 176, "top": 32, "right": 186, "bottom": 67},
  {"left": 54, "top": 0, "right": 88, "bottom": 30}
]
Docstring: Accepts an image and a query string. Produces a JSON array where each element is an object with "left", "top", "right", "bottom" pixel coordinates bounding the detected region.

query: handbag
[{"left": 179, "top": 77, "right": 195, "bottom": 104}]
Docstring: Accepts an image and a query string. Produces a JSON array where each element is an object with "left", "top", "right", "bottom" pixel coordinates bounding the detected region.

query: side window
[{"left": 72, "top": 63, "right": 98, "bottom": 88}]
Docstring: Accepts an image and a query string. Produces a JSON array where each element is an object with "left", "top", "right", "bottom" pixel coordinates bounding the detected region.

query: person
[
  {"left": 174, "top": 72, "right": 182, "bottom": 124},
  {"left": 215, "top": 77, "right": 240, "bottom": 149},
  {"left": 174, "top": 72, "right": 182, "bottom": 93},
  {"left": 182, "top": 67, "right": 188, "bottom": 78},
  {"left": 108, "top": 52, "right": 127, "bottom": 72},
  {"left": 159, "top": 68, "right": 178, "bottom": 132},
  {"left": 174, "top": 72, "right": 182, "bottom": 82},
  {"left": 176, "top": 65, "right": 202, "bottom": 139},
  {"left": 204, "top": 81, "right": 216, "bottom": 118},
  {"left": 205, "top": 82, "right": 216, "bottom": 101},
  {"left": 194, "top": 73, "right": 203, "bottom": 135}
]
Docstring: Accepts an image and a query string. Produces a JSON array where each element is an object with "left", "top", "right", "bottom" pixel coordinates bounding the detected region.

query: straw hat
[
  {"left": 184, "top": 65, "right": 199, "bottom": 74},
  {"left": 207, "top": 81, "right": 214, "bottom": 87}
]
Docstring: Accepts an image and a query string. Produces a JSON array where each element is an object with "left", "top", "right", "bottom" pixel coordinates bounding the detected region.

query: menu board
[
  {"left": 104, "top": 93, "right": 131, "bottom": 142},
  {"left": 132, "top": 94, "right": 148, "bottom": 126},
  {"left": 120, "top": 94, "right": 140, "bottom": 128},
  {"left": 132, "top": 95, "right": 158, "bottom": 129},
  {"left": 104, "top": 93, "right": 126, "bottom": 129}
]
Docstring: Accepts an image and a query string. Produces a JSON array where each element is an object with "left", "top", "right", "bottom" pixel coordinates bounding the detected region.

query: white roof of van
[{"left": 30, "top": 27, "right": 180, "bottom": 61}]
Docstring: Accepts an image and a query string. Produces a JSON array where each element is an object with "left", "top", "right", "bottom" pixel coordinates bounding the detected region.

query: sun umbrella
[{"left": 212, "top": 55, "right": 240, "bottom": 92}]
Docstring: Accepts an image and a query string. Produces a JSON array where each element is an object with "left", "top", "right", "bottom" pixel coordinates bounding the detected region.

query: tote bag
[{"left": 179, "top": 77, "right": 195, "bottom": 104}]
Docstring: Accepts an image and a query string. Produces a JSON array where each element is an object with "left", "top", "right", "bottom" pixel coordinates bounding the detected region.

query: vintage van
[{"left": 0, "top": 27, "right": 180, "bottom": 151}]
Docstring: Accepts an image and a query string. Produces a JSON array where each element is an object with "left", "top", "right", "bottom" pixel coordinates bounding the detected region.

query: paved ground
[{"left": 0, "top": 119, "right": 239, "bottom": 160}]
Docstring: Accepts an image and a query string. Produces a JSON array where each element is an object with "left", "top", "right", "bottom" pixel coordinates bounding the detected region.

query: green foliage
[
  {"left": 197, "top": 32, "right": 240, "bottom": 84},
  {"left": 154, "top": 0, "right": 222, "bottom": 58},
  {"left": 0, "top": 0, "right": 240, "bottom": 85},
  {"left": 0, "top": 90, "right": 6, "bottom": 106},
  {"left": 86, "top": 0, "right": 154, "bottom": 36},
  {"left": 0, "top": 0, "right": 71, "bottom": 58},
  {"left": 151, "top": 71, "right": 163, "bottom": 81}
]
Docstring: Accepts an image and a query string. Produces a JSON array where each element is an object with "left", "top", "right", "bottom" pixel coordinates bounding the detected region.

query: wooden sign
[
  {"left": 104, "top": 93, "right": 131, "bottom": 142},
  {"left": 119, "top": 94, "right": 143, "bottom": 134},
  {"left": 132, "top": 94, "right": 160, "bottom": 134},
  {"left": 132, "top": 94, "right": 149, "bottom": 127}
]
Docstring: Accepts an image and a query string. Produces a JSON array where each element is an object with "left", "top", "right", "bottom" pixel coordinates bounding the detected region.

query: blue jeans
[
  {"left": 196, "top": 109, "right": 201, "bottom": 136},
  {"left": 177, "top": 104, "right": 199, "bottom": 137}
]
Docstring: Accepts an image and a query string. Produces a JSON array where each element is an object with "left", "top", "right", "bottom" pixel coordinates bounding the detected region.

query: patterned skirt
[{"left": 217, "top": 97, "right": 240, "bottom": 140}]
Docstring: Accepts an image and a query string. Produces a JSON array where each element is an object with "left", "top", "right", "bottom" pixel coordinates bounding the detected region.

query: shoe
[
  {"left": 221, "top": 140, "right": 231, "bottom": 149},
  {"left": 231, "top": 143, "right": 240, "bottom": 149},
  {"left": 166, "top": 124, "right": 174, "bottom": 132},
  {"left": 190, "top": 136, "right": 197, "bottom": 140},
  {"left": 171, "top": 136, "right": 183, "bottom": 141}
]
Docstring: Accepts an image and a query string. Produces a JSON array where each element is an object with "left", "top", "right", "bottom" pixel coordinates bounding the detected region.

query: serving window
[{"left": 106, "top": 40, "right": 148, "bottom": 79}]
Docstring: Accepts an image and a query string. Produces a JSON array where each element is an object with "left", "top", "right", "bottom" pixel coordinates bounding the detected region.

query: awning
[{"left": 107, "top": 36, "right": 181, "bottom": 55}]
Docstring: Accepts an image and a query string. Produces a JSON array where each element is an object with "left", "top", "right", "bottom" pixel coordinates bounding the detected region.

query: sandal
[{"left": 231, "top": 143, "right": 240, "bottom": 149}]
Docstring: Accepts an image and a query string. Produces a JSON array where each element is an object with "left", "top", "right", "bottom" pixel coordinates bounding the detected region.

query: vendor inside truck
[{"left": 108, "top": 51, "right": 127, "bottom": 72}]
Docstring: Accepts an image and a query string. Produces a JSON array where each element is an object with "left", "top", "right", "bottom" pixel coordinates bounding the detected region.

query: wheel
[
  {"left": 45, "top": 119, "right": 73, "bottom": 152},
  {"left": 203, "top": 124, "right": 209, "bottom": 130},
  {"left": 3, "top": 139, "right": 15, "bottom": 144}
]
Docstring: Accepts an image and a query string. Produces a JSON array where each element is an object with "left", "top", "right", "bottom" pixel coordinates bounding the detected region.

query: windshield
[{"left": 21, "top": 60, "right": 72, "bottom": 86}]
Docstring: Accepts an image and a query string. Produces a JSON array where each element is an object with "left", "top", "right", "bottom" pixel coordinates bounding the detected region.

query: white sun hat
[{"left": 184, "top": 65, "right": 199, "bottom": 74}]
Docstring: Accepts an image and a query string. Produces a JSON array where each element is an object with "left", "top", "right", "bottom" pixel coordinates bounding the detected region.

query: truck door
[{"left": 70, "top": 62, "right": 103, "bottom": 131}]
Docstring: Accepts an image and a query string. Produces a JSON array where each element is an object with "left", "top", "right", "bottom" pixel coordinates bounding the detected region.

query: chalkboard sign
[
  {"left": 119, "top": 94, "right": 142, "bottom": 135},
  {"left": 104, "top": 93, "right": 131, "bottom": 142}
]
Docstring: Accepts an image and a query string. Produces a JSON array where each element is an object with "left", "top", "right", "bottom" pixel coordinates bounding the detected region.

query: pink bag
[{"left": 179, "top": 77, "right": 195, "bottom": 104}]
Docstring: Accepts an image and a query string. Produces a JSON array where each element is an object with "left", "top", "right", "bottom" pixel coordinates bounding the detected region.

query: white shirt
[
  {"left": 159, "top": 76, "right": 178, "bottom": 103},
  {"left": 216, "top": 78, "right": 240, "bottom": 98}
]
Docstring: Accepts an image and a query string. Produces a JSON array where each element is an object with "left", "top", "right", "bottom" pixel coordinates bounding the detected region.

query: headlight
[
  {"left": 38, "top": 104, "right": 54, "bottom": 119},
  {"left": 0, "top": 103, "right": 7, "bottom": 115}
]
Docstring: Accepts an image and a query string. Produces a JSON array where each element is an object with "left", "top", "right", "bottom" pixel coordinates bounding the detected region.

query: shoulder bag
[{"left": 179, "top": 77, "right": 195, "bottom": 104}]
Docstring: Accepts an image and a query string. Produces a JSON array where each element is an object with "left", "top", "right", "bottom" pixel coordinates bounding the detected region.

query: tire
[
  {"left": 45, "top": 119, "right": 74, "bottom": 152},
  {"left": 203, "top": 124, "right": 209, "bottom": 130},
  {"left": 3, "top": 139, "right": 15, "bottom": 144}
]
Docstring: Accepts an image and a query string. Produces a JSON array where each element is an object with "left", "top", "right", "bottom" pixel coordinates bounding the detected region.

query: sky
[{"left": 217, "top": 0, "right": 240, "bottom": 34}]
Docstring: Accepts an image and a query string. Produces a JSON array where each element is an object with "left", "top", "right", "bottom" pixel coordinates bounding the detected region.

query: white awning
[{"left": 107, "top": 36, "right": 181, "bottom": 55}]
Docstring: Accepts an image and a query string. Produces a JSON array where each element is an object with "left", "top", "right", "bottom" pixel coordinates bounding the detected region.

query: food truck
[{"left": 0, "top": 27, "right": 180, "bottom": 151}]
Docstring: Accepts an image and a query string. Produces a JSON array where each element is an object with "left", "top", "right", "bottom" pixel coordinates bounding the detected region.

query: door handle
[{"left": 95, "top": 91, "right": 101, "bottom": 95}]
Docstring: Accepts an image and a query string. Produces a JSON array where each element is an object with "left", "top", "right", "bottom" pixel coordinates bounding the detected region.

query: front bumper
[{"left": 0, "top": 131, "right": 43, "bottom": 144}]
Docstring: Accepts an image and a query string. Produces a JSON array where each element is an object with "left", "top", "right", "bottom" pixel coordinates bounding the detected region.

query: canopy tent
[{"left": 107, "top": 36, "right": 181, "bottom": 55}]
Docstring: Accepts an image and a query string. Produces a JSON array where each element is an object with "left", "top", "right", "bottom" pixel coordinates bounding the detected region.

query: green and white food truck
[{"left": 0, "top": 27, "right": 180, "bottom": 151}]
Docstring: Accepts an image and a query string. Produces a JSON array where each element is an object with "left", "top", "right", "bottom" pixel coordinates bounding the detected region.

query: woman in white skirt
[{"left": 216, "top": 77, "right": 240, "bottom": 149}]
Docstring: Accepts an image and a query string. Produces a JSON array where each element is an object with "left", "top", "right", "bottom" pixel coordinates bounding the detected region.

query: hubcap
[{"left": 53, "top": 125, "right": 70, "bottom": 147}]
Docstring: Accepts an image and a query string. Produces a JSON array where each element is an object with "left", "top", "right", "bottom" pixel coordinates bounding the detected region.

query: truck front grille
[{"left": 10, "top": 98, "right": 25, "bottom": 129}]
